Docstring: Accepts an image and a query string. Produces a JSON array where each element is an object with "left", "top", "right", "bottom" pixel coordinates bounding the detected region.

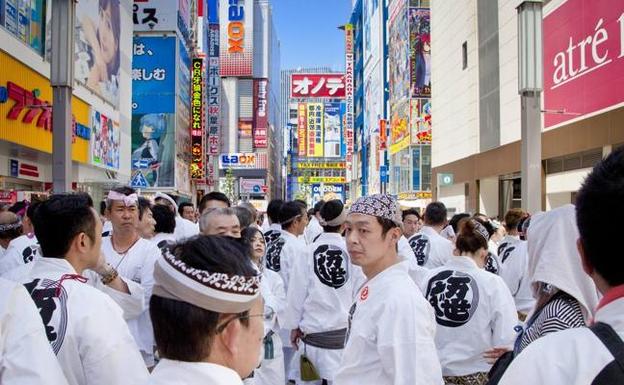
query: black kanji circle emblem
[
  {"left": 484, "top": 252, "right": 500, "bottom": 275},
  {"left": 22, "top": 245, "right": 39, "bottom": 264},
  {"left": 313, "top": 244, "right": 349, "bottom": 289},
  {"left": 409, "top": 233, "right": 430, "bottom": 266},
  {"left": 425, "top": 270, "right": 480, "bottom": 328},
  {"left": 265, "top": 234, "right": 285, "bottom": 272}
]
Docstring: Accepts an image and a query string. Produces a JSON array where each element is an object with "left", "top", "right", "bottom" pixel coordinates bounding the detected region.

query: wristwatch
[{"left": 99, "top": 264, "right": 119, "bottom": 285}]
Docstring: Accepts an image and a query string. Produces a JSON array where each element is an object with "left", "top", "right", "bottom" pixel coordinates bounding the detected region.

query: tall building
[{"left": 431, "top": 0, "right": 623, "bottom": 216}]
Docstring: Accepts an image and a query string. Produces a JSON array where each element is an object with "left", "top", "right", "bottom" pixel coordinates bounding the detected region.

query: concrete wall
[
  {"left": 439, "top": 183, "right": 467, "bottom": 215},
  {"left": 479, "top": 176, "right": 499, "bottom": 217}
]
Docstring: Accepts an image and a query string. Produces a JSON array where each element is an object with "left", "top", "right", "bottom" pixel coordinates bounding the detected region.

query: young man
[
  {"left": 263, "top": 199, "right": 285, "bottom": 271},
  {"left": 497, "top": 208, "right": 525, "bottom": 260},
  {"left": 154, "top": 192, "right": 199, "bottom": 241},
  {"left": 334, "top": 194, "right": 443, "bottom": 385},
  {"left": 402, "top": 208, "right": 422, "bottom": 239},
  {"left": 498, "top": 147, "right": 624, "bottom": 384},
  {"left": 198, "top": 191, "right": 231, "bottom": 214},
  {"left": 304, "top": 200, "right": 325, "bottom": 245},
  {"left": 178, "top": 202, "right": 197, "bottom": 223},
  {"left": 283, "top": 200, "right": 364, "bottom": 384},
  {"left": 102, "top": 187, "right": 162, "bottom": 368},
  {"left": 9, "top": 193, "right": 148, "bottom": 385},
  {"left": 408, "top": 202, "right": 454, "bottom": 268},
  {"left": 147, "top": 236, "right": 264, "bottom": 384},
  {"left": 199, "top": 208, "right": 242, "bottom": 238}
]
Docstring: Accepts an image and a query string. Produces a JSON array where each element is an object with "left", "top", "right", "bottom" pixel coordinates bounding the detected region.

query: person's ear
[
  {"left": 218, "top": 317, "right": 241, "bottom": 356},
  {"left": 577, "top": 238, "right": 594, "bottom": 276}
]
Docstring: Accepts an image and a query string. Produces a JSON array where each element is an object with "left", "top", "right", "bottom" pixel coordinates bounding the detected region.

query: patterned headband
[
  {"left": 107, "top": 191, "right": 138, "bottom": 206},
  {"left": 349, "top": 194, "right": 402, "bottom": 226},
  {"left": 0, "top": 219, "right": 22, "bottom": 232},
  {"left": 152, "top": 248, "right": 261, "bottom": 313},
  {"left": 471, "top": 219, "right": 490, "bottom": 244}
]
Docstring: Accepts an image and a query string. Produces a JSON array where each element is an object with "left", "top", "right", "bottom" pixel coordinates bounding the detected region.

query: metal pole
[
  {"left": 50, "top": 0, "right": 76, "bottom": 193},
  {"left": 520, "top": 91, "right": 542, "bottom": 213}
]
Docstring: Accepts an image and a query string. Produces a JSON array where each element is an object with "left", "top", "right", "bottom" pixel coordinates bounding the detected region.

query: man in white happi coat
[
  {"left": 304, "top": 201, "right": 325, "bottom": 245},
  {"left": 9, "top": 193, "right": 148, "bottom": 385},
  {"left": 263, "top": 199, "right": 284, "bottom": 270},
  {"left": 284, "top": 200, "right": 364, "bottom": 384},
  {"left": 154, "top": 192, "right": 199, "bottom": 241},
  {"left": 145, "top": 236, "right": 265, "bottom": 385},
  {"left": 408, "top": 201, "right": 454, "bottom": 269},
  {"left": 334, "top": 194, "right": 443, "bottom": 385},
  {"left": 496, "top": 208, "right": 525, "bottom": 263},
  {"left": 0, "top": 277, "right": 69, "bottom": 385},
  {"left": 101, "top": 187, "right": 162, "bottom": 367},
  {"left": 198, "top": 191, "right": 231, "bottom": 215},
  {"left": 0, "top": 210, "right": 40, "bottom": 275},
  {"left": 499, "top": 146, "right": 624, "bottom": 384}
]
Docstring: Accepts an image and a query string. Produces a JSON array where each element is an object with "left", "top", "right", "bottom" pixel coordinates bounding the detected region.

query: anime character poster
[
  {"left": 74, "top": 0, "right": 121, "bottom": 107},
  {"left": 131, "top": 113, "right": 175, "bottom": 188},
  {"left": 91, "top": 110, "right": 120, "bottom": 169},
  {"left": 409, "top": 8, "right": 431, "bottom": 98}
]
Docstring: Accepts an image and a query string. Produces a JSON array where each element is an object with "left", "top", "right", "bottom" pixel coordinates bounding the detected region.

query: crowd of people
[{"left": 0, "top": 147, "right": 622, "bottom": 384}]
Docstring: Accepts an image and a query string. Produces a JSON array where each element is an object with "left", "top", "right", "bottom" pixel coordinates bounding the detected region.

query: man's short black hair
[
  {"left": 26, "top": 201, "right": 41, "bottom": 221},
  {"left": 198, "top": 192, "right": 231, "bottom": 213},
  {"left": 32, "top": 193, "right": 96, "bottom": 258},
  {"left": 152, "top": 204, "right": 176, "bottom": 234},
  {"left": 313, "top": 200, "right": 325, "bottom": 214},
  {"left": 178, "top": 202, "right": 194, "bottom": 217},
  {"left": 280, "top": 201, "right": 306, "bottom": 230},
  {"left": 150, "top": 235, "right": 257, "bottom": 362},
  {"left": 449, "top": 213, "right": 471, "bottom": 233},
  {"left": 424, "top": 202, "right": 448, "bottom": 226},
  {"left": 576, "top": 147, "right": 624, "bottom": 286},
  {"left": 319, "top": 199, "right": 343, "bottom": 233},
  {"left": 266, "top": 199, "right": 284, "bottom": 224},
  {"left": 137, "top": 197, "right": 152, "bottom": 221},
  {"left": 99, "top": 200, "right": 107, "bottom": 216},
  {"left": 402, "top": 208, "right": 421, "bottom": 221}
]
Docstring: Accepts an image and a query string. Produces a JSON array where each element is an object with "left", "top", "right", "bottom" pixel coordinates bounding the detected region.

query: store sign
[
  {"left": 311, "top": 184, "right": 344, "bottom": 194},
  {"left": 240, "top": 178, "right": 266, "bottom": 194},
  {"left": 132, "top": 0, "right": 178, "bottom": 31},
  {"left": 219, "top": 0, "right": 253, "bottom": 76},
  {"left": 297, "top": 161, "right": 346, "bottom": 169},
  {"left": 291, "top": 74, "right": 346, "bottom": 98},
  {"left": 398, "top": 191, "right": 432, "bottom": 200},
  {"left": 297, "top": 103, "right": 307, "bottom": 157},
  {"left": 253, "top": 78, "right": 268, "bottom": 148},
  {"left": 208, "top": 24, "right": 221, "bottom": 155},
  {"left": 544, "top": 0, "right": 624, "bottom": 128},
  {"left": 306, "top": 103, "right": 323, "bottom": 157},
  {"left": 0, "top": 191, "right": 17, "bottom": 205},
  {"left": 297, "top": 176, "right": 346, "bottom": 184},
  {"left": 219, "top": 153, "right": 257, "bottom": 169},
  {"left": 344, "top": 24, "right": 355, "bottom": 180},
  {"left": 190, "top": 58, "right": 204, "bottom": 179},
  {"left": 132, "top": 36, "right": 176, "bottom": 114}
]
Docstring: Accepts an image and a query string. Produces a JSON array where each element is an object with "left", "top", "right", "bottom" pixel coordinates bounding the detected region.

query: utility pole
[{"left": 50, "top": 0, "right": 76, "bottom": 193}]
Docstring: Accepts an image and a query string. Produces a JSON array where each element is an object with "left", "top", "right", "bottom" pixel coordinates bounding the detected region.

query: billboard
[
  {"left": 344, "top": 23, "right": 354, "bottom": 180},
  {"left": 131, "top": 113, "right": 176, "bottom": 187},
  {"left": 219, "top": 153, "right": 267, "bottom": 169},
  {"left": 410, "top": 99, "right": 432, "bottom": 144},
  {"left": 132, "top": 36, "right": 176, "bottom": 114},
  {"left": 207, "top": 23, "right": 220, "bottom": 155},
  {"left": 297, "top": 103, "right": 307, "bottom": 157},
  {"left": 297, "top": 161, "right": 346, "bottom": 169},
  {"left": 91, "top": 110, "right": 120, "bottom": 170},
  {"left": 290, "top": 74, "right": 346, "bottom": 98},
  {"left": 190, "top": 57, "right": 204, "bottom": 180},
  {"left": 389, "top": 100, "right": 410, "bottom": 154},
  {"left": 253, "top": 78, "right": 268, "bottom": 148},
  {"left": 409, "top": 8, "right": 431, "bottom": 98},
  {"left": 388, "top": 0, "right": 410, "bottom": 106},
  {"left": 240, "top": 178, "right": 266, "bottom": 194},
  {"left": 132, "top": 0, "right": 178, "bottom": 31},
  {"left": 544, "top": 0, "right": 624, "bottom": 128},
  {"left": 306, "top": 103, "right": 324, "bottom": 157},
  {"left": 219, "top": 0, "right": 253, "bottom": 76},
  {"left": 74, "top": 0, "right": 121, "bottom": 107},
  {"left": 364, "top": 61, "right": 383, "bottom": 138},
  {"left": 324, "top": 102, "right": 342, "bottom": 158}
]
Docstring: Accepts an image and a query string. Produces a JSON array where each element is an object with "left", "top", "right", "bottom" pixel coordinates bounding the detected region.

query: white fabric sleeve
[
  {"left": 87, "top": 270, "right": 146, "bottom": 321},
  {"left": 1, "top": 283, "right": 69, "bottom": 385},
  {"left": 490, "top": 278, "right": 519, "bottom": 349},
  {"left": 282, "top": 250, "right": 310, "bottom": 330}
]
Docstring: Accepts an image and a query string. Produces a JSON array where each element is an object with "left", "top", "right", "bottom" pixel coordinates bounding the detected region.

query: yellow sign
[
  {"left": 297, "top": 176, "right": 346, "bottom": 184},
  {"left": 0, "top": 52, "right": 90, "bottom": 163},
  {"left": 297, "top": 161, "right": 346, "bottom": 169},
  {"left": 398, "top": 191, "right": 433, "bottom": 200},
  {"left": 306, "top": 102, "right": 324, "bottom": 157}
]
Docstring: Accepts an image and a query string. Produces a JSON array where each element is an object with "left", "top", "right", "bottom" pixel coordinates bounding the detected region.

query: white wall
[
  {"left": 545, "top": 168, "right": 591, "bottom": 210},
  {"left": 479, "top": 176, "right": 499, "bottom": 217},
  {"left": 431, "top": 0, "right": 479, "bottom": 168},
  {"left": 439, "top": 183, "right": 466, "bottom": 215},
  {"left": 498, "top": 0, "right": 521, "bottom": 146}
]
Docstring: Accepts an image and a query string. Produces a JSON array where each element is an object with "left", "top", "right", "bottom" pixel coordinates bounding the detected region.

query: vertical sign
[
  {"left": 409, "top": 8, "right": 431, "bottom": 98},
  {"left": 207, "top": 23, "right": 221, "bottom": 188},
  {"left": 219, "top": 0, "right": 254, "bottom": 76},
  {"left": 191, "top": 57, "right": 204, "bottom": 179},
  {"left": 344, "top": 23, "right": 355, "bottom": 181},
  {"left": 253, "top": 78, "right": 268, "bottom": 148},
  {"left": 297, "top": 103, "right": 307, "bottom": 157},
  {"left": 306, "top": 103, "right": 324, "bottom": 157}
]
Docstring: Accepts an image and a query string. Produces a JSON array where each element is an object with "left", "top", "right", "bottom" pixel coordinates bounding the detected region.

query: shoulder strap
[{"left": 590, "top": 322, "right": 624, "bottom": 374}]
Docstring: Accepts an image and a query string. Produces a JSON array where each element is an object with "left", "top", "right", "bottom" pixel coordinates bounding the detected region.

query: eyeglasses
[{"left": 216, "top": 309, "right": 275, "bottom": 334}]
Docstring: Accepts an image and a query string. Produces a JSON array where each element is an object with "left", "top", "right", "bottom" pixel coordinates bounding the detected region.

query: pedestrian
[
  {"left": 0, "top": 208, "right": 40, "bottom": 275},
  {"left": 499, "top": 222, "right": 534, "bottom": 320},
  {"left": 178, "top": 202, "right": 197, "bottom": 223},
  {"left": 150, "top": 204, "right": 177, "bottom": 250},
  {"left": 334, "top": 194, "right": 443, "bottom": 385},
  {"left": 497, "top": 147, "right": 624, "bottom": 384},
  {"left": 263, "top": 199, "right": 284, "bottom": 262},
  {"left": 402, "top": 208, "right": 422, "bottom": 239},
  {"left": 497, "top": 209, "right": 525, "bottom": 261},
  {"left": 408, "top": 201, "right": 455, "bottom": 268},
  {"left": 199, "top": 207, "right": 242, "bottom": 238},
  {"left": 137, "top": 196, "right": 157, "bottom": 240},
  {"left": 421, "top": 219, "right": 517, "bottom": 385},
  {"left": 304, "top": 201, "right": 325, "bottom": 245},
  {"left": 146, "top": 236, "right": 264, "bottom": 384},
  {"left": 154, "top": 192, "right": 199, "bottom": 241},
  {"left": 198, "top": 191, "right": 231, "bottom": 214}
]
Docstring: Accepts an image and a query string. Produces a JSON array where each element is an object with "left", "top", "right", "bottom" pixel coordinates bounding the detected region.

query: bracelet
[{"left": 100, "top": 264, "right": 119, "bottom": 285}]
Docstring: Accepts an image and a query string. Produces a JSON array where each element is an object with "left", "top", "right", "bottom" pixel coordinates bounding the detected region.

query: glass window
[
  {"left": 0, "top": 0, "right": 47, "bottom": 57},
  {"left": 421, "top": 145, "right": 432, "bottom": 191}
]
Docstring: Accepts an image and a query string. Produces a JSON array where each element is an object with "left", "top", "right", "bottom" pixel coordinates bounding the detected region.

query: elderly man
[{"left": 199, "top": 208, "right": 242, "bottom": 238}]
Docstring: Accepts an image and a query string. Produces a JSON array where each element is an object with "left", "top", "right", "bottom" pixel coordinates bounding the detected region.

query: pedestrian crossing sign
[{"left": 130, "top": 171, "right": 149, "bottom": 188}]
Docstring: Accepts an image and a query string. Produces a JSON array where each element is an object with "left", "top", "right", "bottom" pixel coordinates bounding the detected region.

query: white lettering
[
  {"left": 592, "top": 18, "right": 609, "bottom": 64},
  {"left": 553, "top": 52, "right": 567, "bottom": 84},
  {"left": 619, "top": 12, "right": 624, "bottom": 58}
]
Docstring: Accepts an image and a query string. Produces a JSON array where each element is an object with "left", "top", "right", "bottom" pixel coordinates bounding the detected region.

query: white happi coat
[
  {"left": 496, "top": 235, "right": 520, "bottom": 262},
  {"left": 499, "top": 240, "right": 535, "bottom": 314},
  {"left": 174, "top": 216, "right": 199, "bottom": 241},
  {"left": 334, "top": 261, "right": 443, "bottom": 385},
  {"left": 150, "top": 232, "right": 176, "bottom": 250},
  {"left": 0, "top": 234, "right": 39, "bottom": 275},
  {"left": 399, "top": 235, "right": 429, "bottom": 288},
  {"left": 266, "top": 230, "right": 307, "bottom": 294},
  {"left": 101, "top": 236, "right": 161, "bottom": 364},
  {"left": 499, "top": 296, "right": 624, "bottom": 385},
  {"left": 421, "top": 256, "right": 518, "bottom": 376},
  {"left": 146, "top": 359, "right": 243, "bottom": 385},
  {"left": 408, "top": 226, "right": 454, "bottom": 269},
  {"left": 0, "top": 277, "right": 69, "bottom": 385},
  {"left": 304, "top": 216, "right": 324, "bottom": 245},
  {"left": 12, "top": 258, "right": 148, "bottom": 385},
  {"left": 283, "top": 232, "right": 365, "bottom": 382}
]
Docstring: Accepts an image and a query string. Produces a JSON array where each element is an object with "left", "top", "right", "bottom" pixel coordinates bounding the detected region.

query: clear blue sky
[{"left": 271, "top": 0, "right": 353, "bottom": 72}]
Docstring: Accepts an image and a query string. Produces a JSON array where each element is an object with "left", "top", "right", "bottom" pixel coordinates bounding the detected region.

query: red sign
[
  {"left": 0, "top": 191, "right": 17, "bottom": 205},
  {"left": 190, "top": 58, "right": 204, "bottom": 180},
  {"left": 19, "top": 162, "right": 39, "bottom": 178},
  {"left": 544, "top": 0, "right": 624, "bottom": 128},
  {"left": 253, "top": 79, "right": 268, "bottom": 148},
  {"left": 5, "top": 82, "right": 51, "bottom": 130},
  {"left": 290, "top": 74, "right": 346, "bottom": 98},
  {"left": 297, "top": 103, "right": 307, "bottom": 157}
]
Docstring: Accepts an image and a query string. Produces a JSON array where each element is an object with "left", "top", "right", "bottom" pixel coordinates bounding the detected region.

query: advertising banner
[
  {"left": 75, "top": 0, "right": 121, "bottom": 107},
  {"left": 133, "top": 0, "right": 178, "bottom": 31},
  {"left": 323, "top": 102, "right": 342, "bottom": 158},
  {"left": 91, "top": 110, "right": 120, "bottom": 170},
  {"left": 409, "top": 8, "right": 431, "bottom": 98},
  {"left": 219, "top": 153, "right": 266, "bottom": 169},
  {"left": 306, "top": 102, "right": 324, "bottom": 157},
  {"left": 389, "top": 100, "right": 410, "bottom": 154},
  {"left": 297, "top": 161, "right": 346, "bottom": 169},
  {"left": 297, "top": 103, "right": 307, "bottom": 157},
  {"left": 132, "top": 36, "right": 176, "bottom": 114},
  {"left": 389, "top": 0, "right": 409, "bottom": 107},
  {"left": 543, "top": 0, "right": 624, "bottom": 128},
  {"left": 176, "top": 38, "right": 191, "bottom": 171},
  {"left": 219, "top": 0, "right": 253, "bottom": 76},
  {"left": 240, "top": 178, "right": 266, "bottom": 194},
  {"left": 253, "top": 78, "right": 268, "bottom": 148},
  {"left": 190, "top": 57, "right": 204, "bottom": 180},
  {"left": 207, "top": 23, "right": 220, "bottom": 155},
  {"left": 290, "top": 74, "right": 346, "bottom": 98},
  {"left": 131, "top": 113, "right": 176, "bottom": 187},
  {"left": 344, "top": 23, "right": 354, "bottom": 180},
  {"left": 297, "top": 176, "right": 346, "bottom": 184}
]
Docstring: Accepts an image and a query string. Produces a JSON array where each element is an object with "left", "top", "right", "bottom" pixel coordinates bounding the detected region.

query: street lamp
[{"left": 517, "top": 0, "right": 543, "bottom": 214}]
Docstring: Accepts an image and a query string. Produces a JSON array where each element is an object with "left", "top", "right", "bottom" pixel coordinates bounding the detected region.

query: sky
[{"left": 271, "top": 0, "right": 353, "bottom": 72}]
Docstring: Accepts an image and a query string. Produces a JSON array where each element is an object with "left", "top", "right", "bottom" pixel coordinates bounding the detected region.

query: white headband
[
  {"left": 319, "top": 206, "right": 348, "bottom": 227},
  {"left": 107, "top": 191, "right": 138, "bottom": 206}
]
